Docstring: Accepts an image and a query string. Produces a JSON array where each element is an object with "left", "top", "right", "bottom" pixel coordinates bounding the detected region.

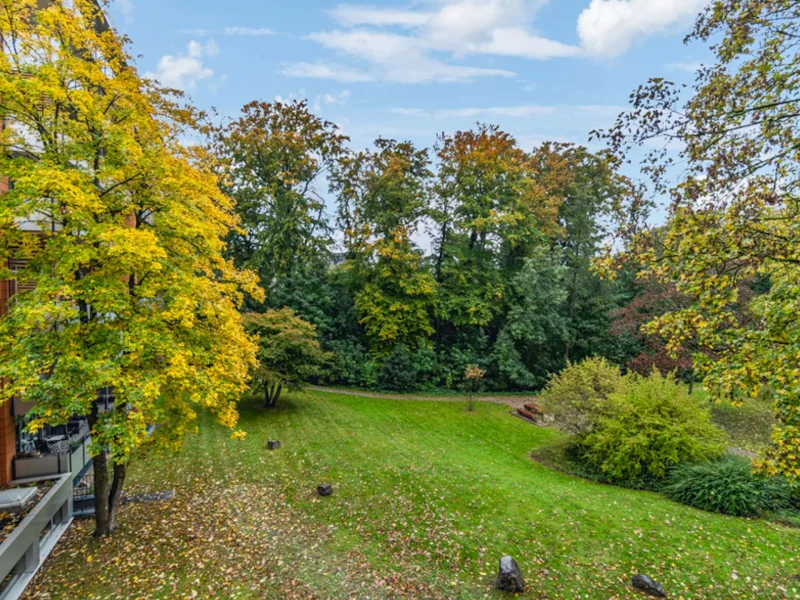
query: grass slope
[{"left": 25, "top": 391, "right": 800, "bottom": 599}]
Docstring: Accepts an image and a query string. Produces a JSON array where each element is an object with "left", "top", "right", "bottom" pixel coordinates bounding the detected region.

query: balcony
[
  {"left": 0, "top": 474, "right": 72, "bottom": 600},
  {"left": 11, "top": 389, "right": 112, "bottom": 482},
  {"left": 12, "top": 432, "right": 92, "bottom": 482}
]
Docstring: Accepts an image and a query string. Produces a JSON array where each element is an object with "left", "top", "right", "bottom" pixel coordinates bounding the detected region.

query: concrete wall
[{"left": 0, "top": 474, "right": 72, "bottom": 600}]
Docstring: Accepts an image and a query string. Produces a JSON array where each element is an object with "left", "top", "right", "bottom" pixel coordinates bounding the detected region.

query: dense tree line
[
  {"left": 213, "top": 103, "right": 652, "bottom": 392},
  {"left": 5, "top": 0, "right": 800, "bottom": 550},
  {"left": 600, "top": 0, "right": 800, "bottom": 479}
]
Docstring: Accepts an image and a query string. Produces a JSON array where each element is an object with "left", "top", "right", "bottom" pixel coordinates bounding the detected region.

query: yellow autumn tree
[
  {"left": 0, "top": 0, "right": 261, "bottom": 535},
  {"left": 601, "top": 0, "right": 800, "bottom": 479}
]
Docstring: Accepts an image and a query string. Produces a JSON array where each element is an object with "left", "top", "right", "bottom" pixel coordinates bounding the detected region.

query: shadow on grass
[{"left": 237, "top": 393, "right": 306, "bottom": 419}]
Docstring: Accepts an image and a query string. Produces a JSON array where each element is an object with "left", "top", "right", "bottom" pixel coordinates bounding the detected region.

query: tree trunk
[
  {"left": 434, "top": 222, "right": 448, "bottom": 284},
  {"left": 87, "top": 402, "right": 112, "bottom": 537},
  {"left": 564, "top": 269, "right": 579, "bottom": 364},
  {"left": 688, "top": 370, "right": 695, "bottom": 395},
  {"left": 108, "top": 462, "right": 127, "bottom": 532},
  {"left": 265, "top": 383, "right": 283, "bottom": 408},
  {"left": 92, "top": 451, "right": 111, "bottom": 537}
]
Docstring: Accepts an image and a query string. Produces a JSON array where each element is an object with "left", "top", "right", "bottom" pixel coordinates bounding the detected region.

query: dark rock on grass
[
  {"left": 317, "top": 484, "right": 333, "bottom": 497},
  {"left": 632, "top": 574, "right": 666, "bottom": 597},
  {"left": 496, "top": 555, "right": 525, "bottom": 593},
  {"left": 267, "top": 440, "right": 281, "bottom": 450}
]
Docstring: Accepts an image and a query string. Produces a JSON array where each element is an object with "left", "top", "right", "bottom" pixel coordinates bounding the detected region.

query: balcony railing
[
  {"left": 0, "top": 474, "right": 72, "bottom": 600},
  {"left": 12, "top": 434, "right": 91, "bottom": 482}
]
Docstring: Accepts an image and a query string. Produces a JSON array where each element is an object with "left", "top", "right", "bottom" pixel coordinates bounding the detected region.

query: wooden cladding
[
  {"left": 7, "top": 257, "right": 34, "bottom": 297},
  {"left": 7, "top": 70, "right": 54, "bottom": 111}
]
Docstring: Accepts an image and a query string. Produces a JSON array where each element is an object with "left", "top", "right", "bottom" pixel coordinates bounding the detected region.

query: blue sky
[{"left": 108, "top": 0, "right": 711, "bottom": 156}]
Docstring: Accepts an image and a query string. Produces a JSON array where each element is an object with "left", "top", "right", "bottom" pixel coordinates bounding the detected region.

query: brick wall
[
  {"left": 0, "top": 256, "right": 13, "bottom": 486},
  {"left": 0, "top": 403, "right": 14, "bottom": 485},
  {"left": 0, "top": 175, "right": 14, "bottom": 485}
]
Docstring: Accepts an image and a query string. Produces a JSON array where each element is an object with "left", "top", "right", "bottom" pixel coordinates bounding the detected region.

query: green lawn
[
  {"left": 707, "top": 393, "right": 777, "bottom": 454},
  {"left": 26, "top": 391, "right": 800, "bottom": 599}
]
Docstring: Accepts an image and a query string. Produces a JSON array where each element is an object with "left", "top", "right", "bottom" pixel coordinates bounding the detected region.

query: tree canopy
[
  {"left": 0, "top": 0, "right": 260, "bottom": 535},
  {"left": 602, "top": 0, "right": 800, "bottom": 478},
  {"left": 213, "top": 100, "right": 348, "bottom": 308},
  {"left": 244, "top": 308, "right": 330, "bottom": 408}
]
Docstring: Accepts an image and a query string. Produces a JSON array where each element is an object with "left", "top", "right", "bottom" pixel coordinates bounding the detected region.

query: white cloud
[
  {"left": 399, "top": 105, "right": 556, "bottom": 119},
  {"left": 424, "top": 0, "right": 538, "bottom": 51},
  {"left": 224, "top": 26, "right": 276, "bottom": 37},
  {"left": 478, "top": 28, "right": 581, "bottom": 59},
  {"left": 312, "top": 90, "right": 352, "bottom": 112},
  {"left": 178, "top": 28, "right": 209, "bottom": 36},
  {"left": 276, "top": 88, "right": 353, "bottom": 112},
  {"left": 391, "top": 108, "right": 430, "bottom": 118},
  {"left": 289, "top": 29, "right": 514, "bottom": 83},
  {"left": 329, "top": 5, "right": 433, "bottom": 27},
  {"left": 287, "top": 1, "right": 575, "bottom": 84},
  {"left": 274, "top": 88, "right": 306, "bottom": 104},
  {"left": 178, "top": 27, "right": 276, "bottom": 37},
  {"left": 145, "top": 41, "right": 217, "bottom": 90},
  {"left": 321, "top": 90, "right": 352, "bottom": 105},
  {"left": 442, "top": 105, "right": 556, "bottom": 118},
  {"left": 665, "top": 61, "right": 704, "bottom": 73},
  {"left": 391, "top": 103, "right": 623, "bottom": 120},
  {"left": 309, "top": 30, "right": 411, "bottom": 63},
  {"left": 205, "top": 40, "right": 220, "bottom": 57},
  {"left": 280, "top": 62, "right": 373, "bottom": 83},
  {"left": 577, "top": 0, "right": 709, "bottom": 57},
  {"left": 188, "top": 39, "right": 219, "bottom": 59}
]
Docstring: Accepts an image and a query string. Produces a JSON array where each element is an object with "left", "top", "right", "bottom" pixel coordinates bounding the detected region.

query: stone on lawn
[
  {"left": 631, "top": 574, "right": 666, "bottom": 598},
  {"left": 317, "top": 484, "right": 333, "bottom": 497},
  {"left": 496, "top": 555, "right": 525, "bottom": 593},
  {"left": 267, "top": 440, "right": 281, "bottom": 450}
]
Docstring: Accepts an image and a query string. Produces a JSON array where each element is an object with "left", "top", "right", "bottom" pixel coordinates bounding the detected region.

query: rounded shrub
[
  {"left": 582, "top": 371, "right": 727, "bottom": 482},
  {"left": 662, "top": 456, "right": 794, "bottom": 517},
  {"left": 377, "top": 344, "right": 417, "bottom": 392},
  {"left": 538, "top": 357, "right": 626, "bottom": 437}
]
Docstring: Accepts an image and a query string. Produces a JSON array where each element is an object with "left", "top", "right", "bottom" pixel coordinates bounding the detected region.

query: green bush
[
  {"left": 539, "top": 357, "right": 626, "bottom": 437},
  {"left": 377, "top": 344, "right": 418, "bottom": 392},
  {"left": 532, "top": 439, "right": 664, "bottom": 491},
  {"left": 409, "top": 346, "right": 439, "bottom": 391},
  {"left": 663, "top": 457, "right": 794, "bottom": 517},
  {"left": 323, "top": 339, "right": 368, "bottom": 386},
  {"left": 582, "top": 371, "right": 727, "bottom": 482}
]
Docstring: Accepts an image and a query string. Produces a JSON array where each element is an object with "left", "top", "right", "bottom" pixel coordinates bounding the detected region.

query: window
[
  {"left": 97, "top": 386, "right": 115, "bottom": 411},
  {"left": 14, "top": 414, "right": 40, "bottom": 456}
]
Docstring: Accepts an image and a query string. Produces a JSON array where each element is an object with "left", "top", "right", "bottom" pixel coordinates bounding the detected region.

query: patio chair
[{"left": 47, "top": 440, "right": 70, "bottom": 454}]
